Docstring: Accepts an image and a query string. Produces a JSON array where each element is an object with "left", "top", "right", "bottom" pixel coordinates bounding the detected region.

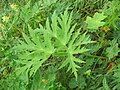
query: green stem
[{"left": 83, "top": 53, "right": 107, "bottom": 59}]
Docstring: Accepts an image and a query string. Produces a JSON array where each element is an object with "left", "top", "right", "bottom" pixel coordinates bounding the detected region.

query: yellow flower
[
  {"left": 10, "top": 3, "right": 18, "bottom": 10},
  {"left": 2, "top": 15, "right": 10, "bottom": 22}
]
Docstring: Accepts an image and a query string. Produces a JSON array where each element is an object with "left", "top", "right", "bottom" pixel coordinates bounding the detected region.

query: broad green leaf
[{"left": 86, "top": 12, "right": 107, "bottom": 32}]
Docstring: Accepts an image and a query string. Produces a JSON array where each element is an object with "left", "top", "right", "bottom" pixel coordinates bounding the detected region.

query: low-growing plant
[{"left": 0, "top": 0, "right": 120, "bottom": 90}]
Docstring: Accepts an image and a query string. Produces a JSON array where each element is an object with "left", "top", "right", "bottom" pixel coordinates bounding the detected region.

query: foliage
[
  {"left": 13, "top": 9, "right": 93, "bottom": 80},
  {"left": 85, "top": 12, "right": 107, "bottom": 31},
  {"left": 0, "top": 0, "right": 120, "bottom": 90},
  {"left": 105, "top": 39, "right": 120, "bottom": 59}
]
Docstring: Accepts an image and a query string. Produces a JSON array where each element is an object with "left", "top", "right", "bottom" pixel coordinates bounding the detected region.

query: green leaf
[
  {"left": 55, "top": 10, "right": 94, "bottom": 79},
  {"left": 14, "top": 25, "right": 55, "bottom": 77},
  {"left": 103, "top": 76, "right": 110, "bottom": 90},
  {"left": 14, "top": 9, "right": 94, "bottom": 80},
  {"left": 86, "top": 12, "right": 107, "bottom": 32},
  {"left": 114, "top": 64, "right": 120, "bottom": 83},
  {"left": 106, "top": 39, "right": 120, "bottom": 59},
  {"left": 20, "top": 1, "right": 41, "bottom": 23},
  {"left": 69, "top": 78, "right": 78, "bottom": 89}
]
